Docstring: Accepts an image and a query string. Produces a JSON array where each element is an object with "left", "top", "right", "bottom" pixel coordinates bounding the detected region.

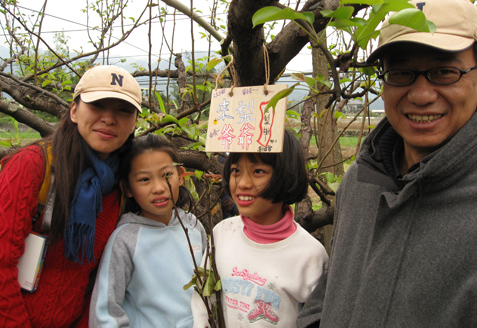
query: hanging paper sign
[{"left": 206, "top": 84, "right": 288, "bottom": 153}]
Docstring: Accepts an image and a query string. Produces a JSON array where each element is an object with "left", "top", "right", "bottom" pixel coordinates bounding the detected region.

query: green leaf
[
  {"left": 160, "top": 126, "right": 175, "bottom": 134},
  {"left": 341, "top": 0, "right": 382, "bottom": 4},
  {"left": 0, "top": 140, "right": 12, "bottom": 147},
  {"left": 355, "top": 0, "right": 415, "bottom": 49},
  {"left": 155, "top": 91, "right": 166, "bottom": 114},
  {"left": 214, "top": 280, "right": 222, "bottom": 291},
  {"left": 360, "top": 66, "right": 377, "bottom": 76},
  {"left": 183, "top": 275, "right": 198, "bottom": 290},
  {"left": 305, "top": 76, "right": 316, "bottom": 88},
  {"left": 203, "top": 273, "right": 217, "bottom": 296},
  {"left": 324, "top": 172, "right": 334, "bottom": 183},
  {"left": 10, "top": 117, "right": 18, "bottom": 132},
  {"left": 329, "top": 181, "right": 341, "bottom": 193},
  {"left": 286, "top": 109, "right": 300, "bottom": 119},
  {"left": 321, "top": 6, "right": 354, "bottom": 19},
  {"left": 161, "top": 114, "right": 180, "bottom": 125},
  {"left": 42, "top": 80, "right": 52, "bottom": 87},
  {"left": 182, "top": 125, "right": 197, "bottom": 138},
  {"left": 265, "top": 83, "right": 299, "bottom": 112},
  {"left": 388, "top": 8, "right": 436, "bottom": 33},
  {"left": 330, "top": 17, "right": 364, "bottom": 29},
  {"left": 178, "top": 117, "right": 189, "bottom": 126},
  {"left": 352, "top": 17, "right": 368, "bottom": 26},
  {"left": 194, "top": 170, "right": 204, "bottom": 180},
  {"left": 186, "top": 141, "right": 204, "bottom": 150},
  {"left": 252, "top": 7, "right": 314, "bottom": 28},
  {"left": 206, "top": 57, "right": 222, "bottom": 71},
  {"left": 339, "top": 77, "right": 352, "bottom": 84}
]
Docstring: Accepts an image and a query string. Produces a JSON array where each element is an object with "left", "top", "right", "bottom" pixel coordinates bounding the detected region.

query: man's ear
[
  {"left": 120, "top": 180, "right": 133, "bottom": 198},
  {"left": 70, "top": 102, "right": 78, "bottom": 123}
]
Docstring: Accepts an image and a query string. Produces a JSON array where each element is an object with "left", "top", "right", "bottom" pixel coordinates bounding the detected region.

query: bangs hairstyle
[
  {"left": 120, "top": 133, "right": 194, "bottom": 213},
  {"left": 223, "top": 129, "right": 308, "bottom": 205}
]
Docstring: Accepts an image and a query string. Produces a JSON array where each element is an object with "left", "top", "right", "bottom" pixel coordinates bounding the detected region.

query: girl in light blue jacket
[{"left": 90, "top": 134, "right": 207, "bottom": 328}]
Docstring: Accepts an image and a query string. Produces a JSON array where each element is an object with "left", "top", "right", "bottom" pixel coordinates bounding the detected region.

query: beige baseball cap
[
  {"left": 73, "top": 65, "right": 142, "bottom": 112},
  {"left": 367, "top": 0, "right": 477, "bottom": 63}
]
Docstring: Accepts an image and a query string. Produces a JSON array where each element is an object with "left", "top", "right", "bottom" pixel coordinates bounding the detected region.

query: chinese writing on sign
[{"left": 206, "top": 85, "right": 288, "bottom": 153}]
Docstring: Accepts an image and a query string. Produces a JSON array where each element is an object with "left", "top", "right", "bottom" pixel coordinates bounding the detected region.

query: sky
[
  {"left": 5, "top": 1, "right": 213, "bottom": 66},
  {"left": 2, "top": 0, "right": 312, "bottom": 71}
]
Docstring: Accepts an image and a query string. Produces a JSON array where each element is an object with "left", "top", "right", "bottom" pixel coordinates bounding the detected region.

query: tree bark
[
  {"left": 227, "top": 0, "right": 339, "bottom": 86},
  {"left": 0, "top": 74, "right": 68, "bottom": 118},
  {"left": 177, "top": 149, "right": 223, "bottom": 174},
  {"left": 174, "top": 53, "right": 191, "bottom": 114},
  {"left": 0, "top": 100, "right": 55, "bottom": 138}
]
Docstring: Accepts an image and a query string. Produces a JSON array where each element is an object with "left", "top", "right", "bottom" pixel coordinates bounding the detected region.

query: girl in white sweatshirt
[{"left": 192, "top": 130, "right": 328, "bottom": 328}]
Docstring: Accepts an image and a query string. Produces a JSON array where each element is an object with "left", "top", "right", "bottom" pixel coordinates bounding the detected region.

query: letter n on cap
[{"left": 111, "top": 73, "right": 124, "bottom": 87}]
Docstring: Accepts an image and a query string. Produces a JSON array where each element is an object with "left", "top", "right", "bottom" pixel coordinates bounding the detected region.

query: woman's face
[{"left": 70, "top": 98, "right": 137, "bottom": 159}]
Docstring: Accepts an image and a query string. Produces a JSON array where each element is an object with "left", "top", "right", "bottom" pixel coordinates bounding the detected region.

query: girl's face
[
  {"left": 124, "top": 150, "right": 183, "bottom": 225},
  {"left": 229, "top": 154, "right": 284, "bottom": 225},
  {"left": 70, "top": 98, "right": 137, "bottom": 160}
]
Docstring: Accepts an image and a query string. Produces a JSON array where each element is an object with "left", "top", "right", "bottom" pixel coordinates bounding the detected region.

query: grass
[
  {"left": 0, "top": 131, "right": 42, "bottom": 148},
  {"left": 307, "top": 135, "right": 359, "bottom": 147},
  {"left": 339, "top": 136, "right": 359, "bottom": 148},
  {"left": 0, "top": 131, "right": 41, "bottom": 139}
]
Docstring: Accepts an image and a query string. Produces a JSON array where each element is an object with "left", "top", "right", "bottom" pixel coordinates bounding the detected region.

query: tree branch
[
  {"left": 161, "top": 0, "right": 226, "bottom": 43},
  {"left": 0, "top": 100, "right": 55, "bottom": 137}
]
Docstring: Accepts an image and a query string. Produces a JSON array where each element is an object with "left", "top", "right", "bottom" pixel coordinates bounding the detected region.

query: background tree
[{"left": 0, "top": 0, "right": 434, "bottom": 242}]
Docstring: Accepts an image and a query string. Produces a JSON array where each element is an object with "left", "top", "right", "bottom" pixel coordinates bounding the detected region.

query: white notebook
[{"left": 17, "top": 233, "right": 48, "bottom": 292}]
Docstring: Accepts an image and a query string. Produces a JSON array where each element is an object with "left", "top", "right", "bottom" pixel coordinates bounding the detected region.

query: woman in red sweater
[{"left": 0, "top": 65, "right": 142, "bottom": 327}]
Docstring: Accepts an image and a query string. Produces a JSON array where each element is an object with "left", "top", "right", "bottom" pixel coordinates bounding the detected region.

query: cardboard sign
[{"left": 206, "top": 84, "right": 288, "bottom": 153}]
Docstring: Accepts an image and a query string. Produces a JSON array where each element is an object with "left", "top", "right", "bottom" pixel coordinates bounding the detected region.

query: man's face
[{"left": 381, "top": 44, "right": 477, "bottom": 167}]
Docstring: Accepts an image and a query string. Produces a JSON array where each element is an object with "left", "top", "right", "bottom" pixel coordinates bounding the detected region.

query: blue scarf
[{"left": 65, "top": 149, "right": 120, "bottom": 264}]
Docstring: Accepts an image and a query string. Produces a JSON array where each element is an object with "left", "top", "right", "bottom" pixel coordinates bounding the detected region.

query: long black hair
[
  {"left": 0, "top": 97, "right": 134, "bottom": 242},
  {"left": 222, "top": 129, "right": 308, "bottom": 205}
]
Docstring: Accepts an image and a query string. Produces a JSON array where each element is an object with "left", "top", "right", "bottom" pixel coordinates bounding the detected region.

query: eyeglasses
[{"left": 378, "top": 66, "right": 477, "bottom": 86}]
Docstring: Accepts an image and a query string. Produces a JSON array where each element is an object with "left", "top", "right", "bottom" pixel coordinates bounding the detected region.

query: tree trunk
[
  {"left": 227, "top": 0, "right": 339, "bottom": 86},
  {"left": 174, "top": 53, "right": 191, "bottom": 114},
  {"left": 315, "top": 31, "right": 342, "bottom": 252}
]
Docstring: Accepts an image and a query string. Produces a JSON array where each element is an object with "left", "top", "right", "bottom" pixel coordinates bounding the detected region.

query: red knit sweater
[{"left": 0, "top": 146, "right": 120, "bottom": 327}]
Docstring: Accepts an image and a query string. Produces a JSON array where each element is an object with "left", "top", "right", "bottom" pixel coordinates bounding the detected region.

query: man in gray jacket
[{"left": 298, "top": 0, "right": 477, "bottom": 327}]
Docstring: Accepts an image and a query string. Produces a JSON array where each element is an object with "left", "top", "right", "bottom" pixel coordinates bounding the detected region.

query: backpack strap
[
  {"left": 32, "top": 145, "right": 53, "bottom": 224},
  {"left": 31, "top": 145, "right": 126, "bottom": 225}
]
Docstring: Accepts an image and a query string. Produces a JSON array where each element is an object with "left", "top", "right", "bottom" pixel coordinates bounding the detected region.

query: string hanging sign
[{"left": 205, "top": 50, "right": 288, "bottom": 153}]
